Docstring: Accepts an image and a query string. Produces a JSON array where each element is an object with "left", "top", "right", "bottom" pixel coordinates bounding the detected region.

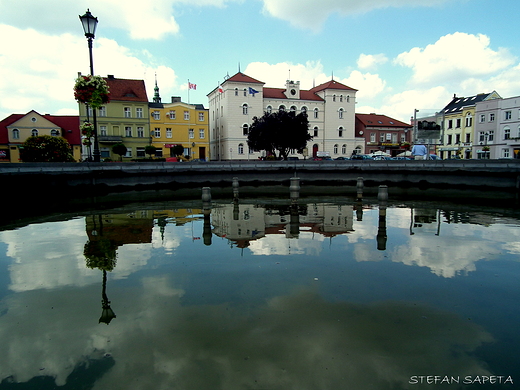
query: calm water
[{"left": 1, "top": 191, "right": 520, "bottom": 389}]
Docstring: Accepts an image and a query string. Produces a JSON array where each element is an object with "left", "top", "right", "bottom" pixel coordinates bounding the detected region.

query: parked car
[
  {"left": 372, "top": 155, "right": 394, "bottom": 161},
  {"left": 287, "top": 156, "right": 299, "bottom": 161},
  {"left": 351, "top": 154, "right": 374, "bottom": 160},
  {"left": 428, "top": 154, "right": 442, "bottom": 160},
  {"left": 334, "top": 156, "right": 350, "bottom": 160}
]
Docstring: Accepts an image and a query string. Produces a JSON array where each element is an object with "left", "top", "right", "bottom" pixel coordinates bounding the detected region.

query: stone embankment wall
[{"left": 2, "top": 160, "right": 520, "bottom": 196}]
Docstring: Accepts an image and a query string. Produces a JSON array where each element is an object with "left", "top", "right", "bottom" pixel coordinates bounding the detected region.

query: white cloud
[
  {"left": 244, "top": 61, "right": 329, "bottom": 90},
  {"left": 342, "top": 70, "right": 386, "bottom": 99},
  {"left": 394, "top": 32, "right": 516, "bottom": 86},
  {"left": 261, "top": 0, "right": 450, "bottom": 30},
  {"left": 0, "top": 24, "right": 177, "bottom": 119},
  {"left": 357, "top": 53, "right": 388, "bottom": 70}
]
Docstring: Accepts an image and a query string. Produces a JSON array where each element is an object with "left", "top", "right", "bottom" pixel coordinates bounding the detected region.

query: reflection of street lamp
[
  {"left": 79, "top": 9, "right": 100, "bottom": 162},
  {"left": 99, "top": 270, "right": 116, "bottom": 325}
]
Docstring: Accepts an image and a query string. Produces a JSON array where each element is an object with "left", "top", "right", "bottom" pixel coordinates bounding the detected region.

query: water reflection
[{"left": 0, "top": 194, "right": 519, "bottom": 389}]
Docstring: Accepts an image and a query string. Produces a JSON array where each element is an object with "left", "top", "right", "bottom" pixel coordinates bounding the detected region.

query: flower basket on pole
[{"left": 74, "top": 75, "right": 110, "bottom": 108}]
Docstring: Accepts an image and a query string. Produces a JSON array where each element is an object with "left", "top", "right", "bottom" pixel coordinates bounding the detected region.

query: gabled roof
[
  {"left": 0, "top": 114, "right": 23, "bottom": 143},
  {"left": 356, "top": 113, "right": 412, "bottom": 128},
  {"left": 441, "top": 91, "right": 501, "bottom": 114},
  {"left": 263, "top": 87, "right": 324, "bottom": 102},
  {"left": 105, "top": 76, "right": 148, "bottom": 102},
  {"left": 310, "top": 80, "right": 357, "bottom": 93},
  {"left": 225, "top": 72, "right": 264, "bottom": 84}
]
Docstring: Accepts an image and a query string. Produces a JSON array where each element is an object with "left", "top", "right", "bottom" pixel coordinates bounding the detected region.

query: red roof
[
  {"left": 263, "top": 87, "right": 324, "bottom": 101},
  {"left": 105, "top": 76, "right": 148, "bottom": 102},
  {"left": 0, "top": 114, "right": 23, "bottom": 143},
  {"left": 226, "top": 72, "right": 264, "bottom": 84},
  {"left": 356, "top": 113, "right": 412, "bottom": 128},
  {"left": 310, "top": 80, "right": 357, "bottom": 93}
]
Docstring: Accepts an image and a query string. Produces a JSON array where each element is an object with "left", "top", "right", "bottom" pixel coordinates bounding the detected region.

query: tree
[
  {"left": 20, "top": 135, "right": 75, "bottom": 162},
  {"left": 171, "top": 144, "right": 184, "bottom": 158},
  {"left": 247, "top": 110, "right": 312, "bottom": 160},
  {"left": 112, "top": 143, "right": 127, "bottom": 161},
  {"left": 144, "top": 145, "right": 156, "bottom": 159}
]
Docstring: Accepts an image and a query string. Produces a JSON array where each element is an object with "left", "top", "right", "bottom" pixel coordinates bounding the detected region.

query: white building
[{"left": 207, "top": 72, "right": 364, "bottom": 160}]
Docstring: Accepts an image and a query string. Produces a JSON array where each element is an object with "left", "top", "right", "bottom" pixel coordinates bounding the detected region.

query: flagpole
[{"left": 187, "top": 79, "right": 190, "bottom": 104}]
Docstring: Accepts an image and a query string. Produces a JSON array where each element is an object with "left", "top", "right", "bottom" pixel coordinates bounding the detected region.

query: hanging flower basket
[
  {"left": 74, "top": 75, "right": 110, "bottom": 108},
  {"left": 80, "top": 121, "right": 94, "bottom": 138},
  {"left": 83, "top": 138, "right": 92, "bottom": 146},
  {"left": 482, "top": 146, "right": 490, "bottom": 151}
]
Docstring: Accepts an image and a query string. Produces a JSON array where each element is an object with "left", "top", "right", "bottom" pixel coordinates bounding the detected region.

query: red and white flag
[
  {"left": 188, "top": 82, "right": 197, "bottom": 90},
  {"left": 218, "top": 85, "right": 223, "bottom": 93}
]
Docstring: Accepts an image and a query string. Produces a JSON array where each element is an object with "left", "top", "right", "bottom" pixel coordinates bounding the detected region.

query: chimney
[
  {"left": 171, "top": 96, "right": 181, "bottom": 103},
  {"left": 108, "top": 75, "right": 115, "bottom": 79}
]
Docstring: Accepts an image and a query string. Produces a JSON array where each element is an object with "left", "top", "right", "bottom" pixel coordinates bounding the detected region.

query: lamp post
[{"left": 79, "top": 9, "right": 100, "bottom": 162}]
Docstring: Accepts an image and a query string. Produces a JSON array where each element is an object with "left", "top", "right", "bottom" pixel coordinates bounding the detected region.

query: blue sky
[{"left": 1, "top": 0, "right": 519, "bottom": 122}]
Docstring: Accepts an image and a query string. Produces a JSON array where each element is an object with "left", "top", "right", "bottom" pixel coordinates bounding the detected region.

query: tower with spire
[{"left": 153, "top": 73, "right": 161, "bottom": 103}]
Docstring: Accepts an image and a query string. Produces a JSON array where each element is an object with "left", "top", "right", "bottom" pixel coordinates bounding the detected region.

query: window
[
  {"left": 100, "top": 147, "right": 110, "bottom": 158},
  {"left": 169, "top": 110, "right": 176, "bottom": 119},
  {"left": 479, "top": 114, "right": 485, "bottom": 123},
  {"left": 340, "top": 95, "right": 343, "bottom": 102},
  {"left": 313, "top": 108, "right": 319, "bottom": 119},
  {"left": 136, "top": 108, "right": 143, "bottom": 118},
  {"left": 234, "top": 88, "right": 238, "bottom": 96},
  {"left": 32, "top": 129, "right": 38, "bottom": 137},
  {"left": 489, "top": 113, "right": 495, "bottom": 122},
  {"left": 333, "top": 144, "right": 338, "bottom": 154},
  {"left": 313, "top": 127, "right": 318, "bottom": 137},
  {"left": 465, "top": 115, "right": 472, "bottom": 127},
  {"left": 466, "top": 133, "right": 471, "bottom": 143},
  {"left": 199, "top": 129, "right": 205, "bottom": 139},
  {"left": 266, "top": 105, "right": 272, "bottom": 114},
  {"left": 503, "top": 148, "right": 510, "bottom": 158},
  {"left": 154, "top": 128, "right": 161, "bottom": 138},
  {"left": 332, "top": 95, "right": 336, "bottom": 102},
  {"left": 301, "top": 106, "right": 307, "bottom": 113},
  {"left": 125, "top": 126, "right": 132, "bottom": 137},
  {"left": 243, "top": 89, "right": 247, "bottom": 96},
  {"left": 488, "top": 130, "right": 494, "bottom": 141},
  {"left": 370, "top": 133, "right": 376, "bottom": 143},
  {"left": 242, "top": 104, "right": 248, "bottom": 115},
  {"left": 199, "top": 112, "right": 204, "bottom": 121},
  {"left": 99, "top": 106, "right": 107, "bottom": 117},
  {"left": 184, "top": 111, "right": 190, "bottom": 120},
  {"left": 50, "top": 130, "right": 59, "bottom": 136},
  {"left": 392, "top": 133, "right": 397, "bottom": 143},
  {"left": 290, "top": 106, "right": 296, "bottom": 113},
  {"left": 386, "top": 133, "right": 392, "bottom": 141},
  {"left": 279, "top": 105, "right": 286, "bottom": 112},
  {"left": 242, "top": 124, "right": 249, "bottom": 136},
  {"left": 455, "top": 134, "right": 461, "bottom": 144},
  {"left": 447, "top": 134, "right": 452, "bottom": 144},
  {"left": 166, "top": 128, "right": 172, "bottom": 138},
  {"left": 137, "top": 127, "right": 144, "bottom": 137},
  {"left": 338, "top": 127, "right": 344, "bottom": 137},
  {"left": 189, "top": 129, "right": 194, "bottom": 139},
  {"left": 505, "top": 111, "right": 512, "bottom": 120},
  {"left": 456, "top": 118, "right": 461, "bottom": 128},
  {"left": 153, "top": 111, "right": 160, "bottom": 120},
  {"left": 338, "top": 108, "right": 344, "bottom": 119},
  {"left": 100, "top": 126, "right": 107, "bottom": 136},
  {"left": 504, "top": 128, "right": 511, "bottom": 140},
  {"left": 124, "top": 148, "right": 132, "bottom": 158},
  {"left": 448, "top": 119, "right": 453, "bottom": 128},
  {"left": 342, "top": 144, "right": 347, "bottom": 154},
  {"left": 124, "top": 107, "right": 131, "bottom": 118},
  {"left": 136, "top": 148, "right": 146, "bottom": 158},
  {"left": 380, "top": 134, "right": 384, "bottom": 142},
  {"left": 238, "top": 143, "right": 244, "bottom": 154},
  {"left": 346, "top": 95, "right": 350, "bottom": 103},
  {"left": 12, "top": 129, "right": 19, "bottom": 139},
  {"left": 155, "top": 148, "right": 163, "bottom": 157},
  {"left": 479, "top": 132, "right": 485, "bottom": 142}
]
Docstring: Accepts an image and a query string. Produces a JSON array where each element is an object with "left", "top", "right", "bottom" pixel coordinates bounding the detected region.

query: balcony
[{"left": 99, "top": 136, "right": 123, "bottom": 143}]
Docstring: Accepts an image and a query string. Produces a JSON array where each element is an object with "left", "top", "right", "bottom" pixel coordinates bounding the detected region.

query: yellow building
[
  {"left": 0, "top": 110, "right": 81, "bottom": 162},
  {"left": 439, "top": 92, "right": 501, "bottom": 159},
  {"left": 149, "top": 95, "right": 210, "bottom": 161},
  {"left": 78, "top": 75, "right": 151, "bottom": 161}
]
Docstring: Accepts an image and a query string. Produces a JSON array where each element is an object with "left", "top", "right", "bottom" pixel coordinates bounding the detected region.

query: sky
[{"left": 1, "top": 0, "right": 520, "bottom": 123}]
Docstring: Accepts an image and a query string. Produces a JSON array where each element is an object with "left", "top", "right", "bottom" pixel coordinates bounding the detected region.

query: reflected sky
[{"left": 0, "top": 199, "right": 519, "bottom": 389}]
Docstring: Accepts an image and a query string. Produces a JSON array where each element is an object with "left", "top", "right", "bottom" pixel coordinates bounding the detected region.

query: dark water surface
[{"left": 0, "top": 189, "right": 519, "bottom": 389}]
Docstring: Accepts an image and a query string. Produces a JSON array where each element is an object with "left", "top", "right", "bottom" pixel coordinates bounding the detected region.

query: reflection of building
[
  {"left": 86, "top": 211, "right": 154, "bottom": 246},
  {"left": 0, "top": 110, "right": 81, "bottom": 163},
  {"left": 409, "top": 209, "right": 440, "bottom": 236},
  {"left": 211, "top": 203, "right": 354, "bottom": 247}
]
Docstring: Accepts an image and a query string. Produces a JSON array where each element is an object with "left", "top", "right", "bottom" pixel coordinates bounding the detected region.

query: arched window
[
  {"left": 279, "top": 105, "right": 286, "bottom": 112},
  {"left": 313, "top": 126, "right": 318, "bottom": 137},
  {"left": 340, "top": 95, "right": 343, "bottom": 102},
  {"left": 266, "top": 105, "right": 272, "bottom": 114},
  {"left": 242, "top": 124, "right": 249, "bottom": 136},
  {"left": 346, "top": 95, "right": 350, "bottom": 103},
  {"left": 314, "top": 108, "right": 319, "bottom": 119},
  {"left": 51, "top": 129, "right": 59, "bottom": 136},
  {"left": 338, "top": 108, "right": 344, "bottom": 119},
  {"left": 238, "top": 143, "right": 244, "bottom": 154},
  {"left": 342, "top": 144, "right": 347, "bottom": 154},
  {"left": 12, "top": 129, "right": 19, "bottom": 139},
  {"left": 290, "top": 105, "right": 297, "bottom": 113},
  {"left": 301, "top": 106, "right": 308, "bottom": 113},
  {"left": 333, "top": 94, "right": 336, "bottom": 102},
  {"left": 31, "top": 129, "right": 38, "bottom": 137},
  {"left": 243, "top": 88, "right": 247, "bottom": 96},
  {"left": 234, "top": 88, "right": 238, "bottom": 96},
  {"left": 338, "top": 126, "right": 344, "bottom": 137},
  {"left": 242, "top": 103, "right": 248, "bottom": 115},
  {"left": 334, "top": 144, "right": 338, "bottom": 154}
]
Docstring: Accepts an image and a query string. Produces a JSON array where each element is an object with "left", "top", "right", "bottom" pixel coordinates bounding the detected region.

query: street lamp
[{"left": 79, "top": 9, "right": 100, "bottom": 162}]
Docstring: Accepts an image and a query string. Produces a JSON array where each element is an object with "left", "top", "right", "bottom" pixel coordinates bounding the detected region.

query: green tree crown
[{"left": 20, "top": 135, "right": 75, "bottom": 162}]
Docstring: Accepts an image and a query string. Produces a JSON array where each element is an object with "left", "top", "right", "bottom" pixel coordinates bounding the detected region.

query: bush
[{"left": 20, "top": 135, "right": 75, "bottom": 162}]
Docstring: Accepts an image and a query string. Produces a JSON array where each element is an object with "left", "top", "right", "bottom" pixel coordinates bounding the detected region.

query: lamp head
[{"left": 79, "top": 9, "right": 98, "bottom": 39}]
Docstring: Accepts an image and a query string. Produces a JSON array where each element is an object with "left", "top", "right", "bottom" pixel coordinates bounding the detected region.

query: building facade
[
  {"left": 149, "top": 96, "right": 210, "bottom": 161},
  {"left": 438, "top": 91, "right": 501, "bottom": 159},
  {"left": 0, "top": 110, "right": 81, "bottom": 162},
  {"left": 355, "top": 113, "right": 412, "bottom": 156},
  {"left": 207, "top": 72, "right": 364, "bottom": 160},
  {"left": 78, "top": 75, "right": 151, "bottom": 161}
]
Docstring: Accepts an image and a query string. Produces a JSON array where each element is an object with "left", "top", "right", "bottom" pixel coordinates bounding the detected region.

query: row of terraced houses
[{"left": 1, "top": 71, "right": 519, "bottom": 162}]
